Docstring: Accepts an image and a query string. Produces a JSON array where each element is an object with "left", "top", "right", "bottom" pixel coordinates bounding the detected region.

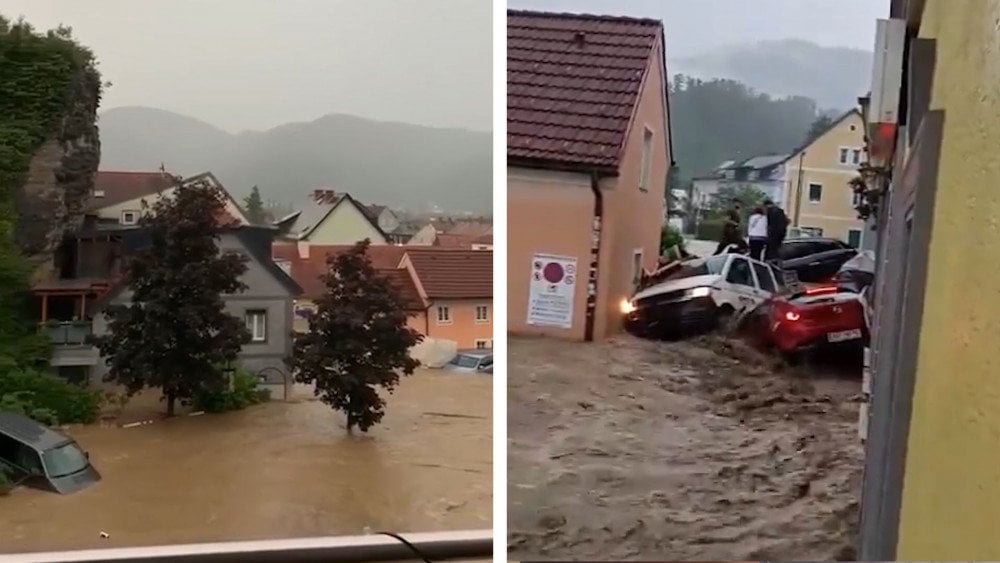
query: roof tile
[
  {"left": 507, "top": 10, "right": 662, "bottom": 170},
  {"left": 406, "top": 249, "right": 492, "bottom": 300}
]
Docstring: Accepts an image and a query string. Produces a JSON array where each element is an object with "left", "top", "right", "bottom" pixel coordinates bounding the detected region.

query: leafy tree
[
  {"left": 804, "top": 113, "right": 837, "bottom": 144},
  {"left": 243, "top": 185, "right": 266, "bottom": 224},
  {"left": 92, "top": 180, "right": 250, "bottom": 416},
  {"left": 288, "top": 239, "right": 422, "bottom": 433},
  {"left": 707, "top": 185, "right": 768, "bottom": 216}
]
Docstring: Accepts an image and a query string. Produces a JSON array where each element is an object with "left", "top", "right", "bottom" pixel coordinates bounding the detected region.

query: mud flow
[
  {"left": 508, "top": 335, "right": 862, "bottom": 561},
  {"left": 0, "top": 370, "right": 491, "bottom": 553}
]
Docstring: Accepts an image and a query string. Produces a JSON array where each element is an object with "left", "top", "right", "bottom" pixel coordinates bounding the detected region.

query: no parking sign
[{"left": 527, "top": 254, "right": 577, "bottom": 329}]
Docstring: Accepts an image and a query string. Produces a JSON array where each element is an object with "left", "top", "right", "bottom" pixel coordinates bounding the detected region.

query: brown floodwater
[{"left": 0, "top": 370, "right": 492, "bottom": 554}]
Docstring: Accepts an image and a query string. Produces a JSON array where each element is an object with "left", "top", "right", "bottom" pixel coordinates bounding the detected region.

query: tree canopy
[
  {"left": 243, "top": 185, "right": 266, "bottom": 224},
  {"left": 92, "top": 180, "right": 249, "bottom": 415},
  {"left": 288, "top": 239, "right": 421, "bottom": 433}
]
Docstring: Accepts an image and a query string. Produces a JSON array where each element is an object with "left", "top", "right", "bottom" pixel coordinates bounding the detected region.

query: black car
[
  {"left": 777, "top": 237, "right": 858, "bottom": 283},
  {"left": 0, "top": 411, "right": 101, "bottom": 494}
]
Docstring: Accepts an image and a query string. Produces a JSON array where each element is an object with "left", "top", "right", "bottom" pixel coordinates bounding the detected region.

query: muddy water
[
  {"left": 508, "top": 335, "right": 862, "bottom": 561},
  {"left": 0, "top": 370, "right": 491, "bottom": 553}
]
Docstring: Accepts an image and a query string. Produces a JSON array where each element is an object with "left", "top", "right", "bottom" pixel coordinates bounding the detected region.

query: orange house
[
  {"left": 507, "top": 10, "right": 673, "bottom": 341},
  {"left": 274, "top": 244, "right": 493, "bottom": 350}
]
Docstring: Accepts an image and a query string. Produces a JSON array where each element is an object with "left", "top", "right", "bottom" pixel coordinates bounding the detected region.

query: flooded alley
[
  {"left": 0, "top": 370, "right": 491, "bottom": 553},
  {"left": 507, "top": 335, "right": 862, "bottom": 561}
]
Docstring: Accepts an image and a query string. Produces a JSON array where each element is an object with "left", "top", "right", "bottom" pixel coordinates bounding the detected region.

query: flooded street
[
  {"left": 508, "top": 335, "right": 862, "bottom": 561},
  {"left": 0, "top": 370, "right": 491, "bottom": 554}
]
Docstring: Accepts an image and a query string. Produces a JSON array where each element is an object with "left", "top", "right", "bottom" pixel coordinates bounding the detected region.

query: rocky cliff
[{"left": 0, "top": 18, "right": 102, "bottom": 278}]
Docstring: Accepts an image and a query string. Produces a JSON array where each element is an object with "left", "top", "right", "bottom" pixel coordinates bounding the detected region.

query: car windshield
[
  {"left": 661, "top": 255, "right": 727, "bottom": 282},
  {"left": 42, "top": 442, "right": 89, "bottom": 478},
  {"left": 450, "top": 354, "right": 481, "bottom": 368}
]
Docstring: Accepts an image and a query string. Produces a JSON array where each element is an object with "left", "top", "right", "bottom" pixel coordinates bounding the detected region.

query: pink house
[{"left": 507, "top": 10, "right": 674, "bottom": 340}]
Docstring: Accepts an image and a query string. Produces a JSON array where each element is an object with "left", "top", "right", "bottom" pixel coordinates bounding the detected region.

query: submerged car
[
  {"left": 624, "top": 253, "right": 783, "bottom": 338},
  {"left": 745, "top": 284, "right": 867, "bottom": 361},
  {"left": 444, "top": 350, "right": 493, "bottom": 374},
  {"left": 0, "top": 411, "right": 101, "bottom": 494}
]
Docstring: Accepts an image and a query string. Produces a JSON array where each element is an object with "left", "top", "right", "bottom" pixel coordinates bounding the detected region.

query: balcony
[{"left": 44, "top": 321, "right": 93, "bottom": 345}]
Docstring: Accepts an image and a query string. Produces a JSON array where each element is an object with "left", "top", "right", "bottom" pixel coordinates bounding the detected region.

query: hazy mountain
[
  {"left": 98, "top": 107, "right": 492, "bottom": 213},
  {"left": 671, "top": 39, "right": 872, "bottom": 111}
]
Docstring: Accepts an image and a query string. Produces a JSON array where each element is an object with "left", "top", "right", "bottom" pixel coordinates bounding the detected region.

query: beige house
[
  {"left": 783, "top": 110, "right": 867, "bottom": 247},
  {"left": 274, "top": 189, "right": 388, "bottom": 245},
  {"left": 90, "top": 171, "right": 250, "bottom": 226},
  {"left": 507, "top": 10, "right": 672, "bottom": 341}
]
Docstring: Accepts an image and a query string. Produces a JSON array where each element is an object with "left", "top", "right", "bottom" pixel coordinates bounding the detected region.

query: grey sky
[
  {"left": 2, "top": 0, "right": 492, "bottom": 133},
  {"left": 507, "top": 0, "right": 889, "bottom": 58}
]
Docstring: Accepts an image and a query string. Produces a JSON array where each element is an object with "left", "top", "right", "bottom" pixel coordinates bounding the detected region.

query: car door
[{"left": 721, "top": 255, "right": 759, "bottom": 311}]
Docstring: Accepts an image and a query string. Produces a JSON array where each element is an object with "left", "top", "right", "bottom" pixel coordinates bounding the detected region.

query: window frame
[
  {"left": 121, "top": 210, "right": 139, "bottom": 225},
  {"left": 474, "top": 305, "right": 489, "bottom": 324},
  {"left": 474, "top": 339, "right": 492, "bottom": 350},
  {"left": 724, "top": 256, "right": 755, "bottom": 288},
  {"left": 245, "top": 309, "right": 268, "bottom": 343},
  {"left": 631, "top": 249, "right": 644, "bottom": 289},
  {"left": 807, "top": 182, "right": 823, "bottom": 203},
  {"left": 847, "top": 229, "right": 863, "bottom": 248},
  {"left": 638, "top": 126, "right": 653, "bottom": 191},
  {"left": 436, "top": 306, "right": 452, "bottom": 325}
]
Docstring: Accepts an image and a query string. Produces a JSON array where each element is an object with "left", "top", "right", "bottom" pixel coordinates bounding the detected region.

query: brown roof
[
  {"left": 90, "top": 171, "right": 177, "bottom": 210},
  {"left": 472, "top": 233, "right": 493, "bottom": 245},
  {"left": 445, "top": 221, "right": 492, "bottom": 237},
  {"left": 507, "top": 10, "right": 663, "bottom": 170},
  {"left": 271, "top": 244, "right": 421, "bottom": 309},
  {"left": 434, "top": 233, "right": 477, "bottom": 248},
  {"left": 405, "top": 249, "right": 492, "bottom": 299}
]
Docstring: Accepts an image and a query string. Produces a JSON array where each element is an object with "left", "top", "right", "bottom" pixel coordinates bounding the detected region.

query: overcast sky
[
  {"left": 2, "top": 0, "right": 492, "bottom": 133},
  {"left": 507, "top": 0, "right": 889, "bottom": 58}
]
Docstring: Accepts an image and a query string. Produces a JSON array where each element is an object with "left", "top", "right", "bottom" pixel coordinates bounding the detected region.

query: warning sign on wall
[{"left": 527, "top": 254, "right": 577, "bottom": 329}]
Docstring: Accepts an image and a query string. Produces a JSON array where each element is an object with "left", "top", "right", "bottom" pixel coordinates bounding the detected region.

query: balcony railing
[{"left": 44, "top": 322, "right": 93, "bottom": 345}]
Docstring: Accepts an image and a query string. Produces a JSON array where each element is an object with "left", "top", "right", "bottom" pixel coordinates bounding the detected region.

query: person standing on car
[
  {"left": 763, "top": 199, "right": 789, "bottom": 261},
  {"left": 747, "top": 206, "right": 768, "bottom": 260},
  {"left": 714, "top": 199, "right": 746, "bottom": 255}
]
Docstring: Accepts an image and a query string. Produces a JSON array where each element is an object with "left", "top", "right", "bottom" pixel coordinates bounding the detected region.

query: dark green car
[{"left": 0, "top": 411, "right": 100, "bottom": 494}]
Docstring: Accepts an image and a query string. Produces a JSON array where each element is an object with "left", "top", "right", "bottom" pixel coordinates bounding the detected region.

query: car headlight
[
  {"left": 689, "top": 286, "right": 710, "bottom": 298},
  {"left": 620, "top": 298, "right": 636, "bottom": 314}
]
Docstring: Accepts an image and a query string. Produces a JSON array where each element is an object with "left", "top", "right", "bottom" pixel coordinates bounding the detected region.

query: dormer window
[{"left": 121, "top": 211, "right": 138, "bottom": 225}]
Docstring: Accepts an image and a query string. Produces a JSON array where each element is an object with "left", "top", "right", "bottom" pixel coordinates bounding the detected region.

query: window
[
  {"left": 632, "top": 249, "right": 643, "bottom": 289},
  {"left": 839, "top": 147, "right": 863, "bottom": 165},
  {"left": 639, "top": 127, "right": 653, "bottom": 191},
  {"left": 808, "top": 183, "right": 823, "bottom": 203},
  {"left": 245, "top": 310, "right": 267, "bottom": 342},
  {"left": 121, "top": 210, "right": 138, "bottom": 225},
  {"left": 725, "top": 257, "right": 754, "bottom": 287},
  {"left": 752, "top": 262, "right": 776, "bottom": 293},
  {"left": 436, "top": 306, "right": 451, "bottom": 324},
  {"left": 852, "top": 149, "right": 863, "bottom": 165},
  {"left": 474, "top": 339, "right": 491, "bottom": 350},
  {"left": 847, "top": 229, "right": 863, "bottom": 248},
  {"left": 475, "top": 305, "right": 489, "bottom": 323},
  {"left": 839, "top": 148, "right": 850, "bottom": 164}
]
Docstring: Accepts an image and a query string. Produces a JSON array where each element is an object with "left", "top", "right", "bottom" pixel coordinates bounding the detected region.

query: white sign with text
[{"left": 527, "top": 254, "right": 578, "bottom": 329}]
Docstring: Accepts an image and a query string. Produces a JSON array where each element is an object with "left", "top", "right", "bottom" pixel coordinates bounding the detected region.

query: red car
[{"left": 746, "top": 285, "right": 868, "bottom": 361}]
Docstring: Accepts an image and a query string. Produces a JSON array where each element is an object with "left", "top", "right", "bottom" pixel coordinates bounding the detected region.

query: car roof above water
[
  {"left": 456, "top": 349, "right": 492, "bottom": 358},
  {"left": 0, "top": 411, "right": 72, "bottom": 451}
]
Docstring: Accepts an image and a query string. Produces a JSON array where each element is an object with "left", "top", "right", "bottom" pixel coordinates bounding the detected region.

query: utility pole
[{"left": 793, "top": 151, "right": 806, "bottom": 226}]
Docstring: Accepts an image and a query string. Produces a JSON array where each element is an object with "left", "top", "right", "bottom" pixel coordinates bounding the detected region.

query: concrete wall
[
  {"left": 890, "top": 0, "right": 1000, "bottom": 557},
  {"left": 784, "top": 112, "right": 867, "bottom": 244},
  {"left": 307, "top": 200, "right": 387, "bottom": 245}
]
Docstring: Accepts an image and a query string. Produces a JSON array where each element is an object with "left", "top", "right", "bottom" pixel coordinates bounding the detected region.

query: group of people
[{"left": 713, "top": 197, "right": 790, "bottom": 262}]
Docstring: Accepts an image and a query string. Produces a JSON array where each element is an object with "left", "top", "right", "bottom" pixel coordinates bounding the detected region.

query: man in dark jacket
[
  {"left": 713, "top": 198, "right": 747, "bottom": 255},
  {"left": 763, "top": 199, "right": 789, "bottom": 261}
]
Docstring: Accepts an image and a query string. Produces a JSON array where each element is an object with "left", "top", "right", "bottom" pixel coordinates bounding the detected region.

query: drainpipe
[
  {"left": 584, "top": 171, "right": 604, "bottom": 342},
  {"left": 793, "top": 151, "right": 806, "bottom": 226}
]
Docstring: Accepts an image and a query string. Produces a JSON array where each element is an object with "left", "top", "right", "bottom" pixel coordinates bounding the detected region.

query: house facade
[
  {"left": 36, "top": 225, "right": 300, "bottom": 388},
  {"left": 782, "top": 110, "right": 868, "bottom": 247},
  {"left": 275, "top": 189, "right": 388, "bottom": 245},
  {"left": 507, "top": 10, "right": 672, "bottom": 341},
  {"left": 858, "top": 0, "right": 1000, "bottom": 559}
]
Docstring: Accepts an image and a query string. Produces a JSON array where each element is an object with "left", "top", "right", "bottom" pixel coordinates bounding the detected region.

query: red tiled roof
[
  {"left": 90, "top": 171, "right": 177, "bottom": 210},
  {"left": 405, "top": 248, "right": 492, "bottom": 299},
  {"left": 472, "top": 233, "right": 493, "bottom": 245},
  {"left": 507, "top": 10, "right": 662, "bottom": 169},
  {"left": 272, "top": 244, "right": 422, "bottom": 309},
  {"left": 434, "top": 233, "right": 477, "bottom": 248}
]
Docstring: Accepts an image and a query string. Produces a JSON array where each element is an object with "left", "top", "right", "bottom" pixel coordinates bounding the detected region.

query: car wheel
[{"left": 715, "top": 305, "right": 737, "bottom": 334}]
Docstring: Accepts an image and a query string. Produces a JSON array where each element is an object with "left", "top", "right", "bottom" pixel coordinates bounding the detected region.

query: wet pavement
[
  {"left": 508, "top": 334, "right": 862, "bottom": 561},
  {"left": 0, "top": 370, "right": 491, "bottom": 553}
]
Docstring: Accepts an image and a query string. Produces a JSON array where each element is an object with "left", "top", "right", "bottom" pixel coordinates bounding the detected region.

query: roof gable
[
  {"left": 507, "top": 10, "right": 663, "bottom": 171},
  {"left": 403, "top": 248, "right": 492, "bottom": 300},
  {"left": 790, "top": 109, "right": 864, "bottom": 157},
  {"left": 277, "top": 189, "right": 387, "bottom": 241}
]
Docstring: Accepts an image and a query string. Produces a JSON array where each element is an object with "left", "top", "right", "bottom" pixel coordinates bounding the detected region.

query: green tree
[
  {"left": 288, "top": 239, "right": 422, "bottom": 433},
  {"left": 92, "top": 180, "right": 250, "bottom": 416},
  {"left": 804, "top": 113, "right": 837, "bottom": 144},
  {"left": 243, "top": 185, "right": 265, "bottom": 224}
]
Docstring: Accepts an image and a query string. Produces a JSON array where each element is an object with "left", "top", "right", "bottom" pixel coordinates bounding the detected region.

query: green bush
[
  {"left": 660, "top": 225, "right": 685, "bottom": 255},
  {"left": 193, "top": 369, "right": 269, "bottom": 413},
  {"left": 0, "top": 368, "right": 100, "bottom": 424}
]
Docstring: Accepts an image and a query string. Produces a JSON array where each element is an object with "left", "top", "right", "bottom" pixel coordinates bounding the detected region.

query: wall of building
[
  {"left": 598, "top": 40, "right": 669, "bottom": 338},
  {"left": 892, "top": 0, "right": 1000, "bottom": 558},
  {"left": 94, "top": 187, "right": 176, "bottom": 224},
  {"left": 784, "top": 112, "right": 867, "bottom": 244},
  {"left": 507, "top": 167, "right": 595, "bottom": 340},
  {"left": 307, "top": 201, "right": 387, "bottom": 245},
  {"left": 407, "top": 224, "right": 437, "bottom": 246},
  {"left": 426, "top": 299, "right": 493, "bottom": 349}
]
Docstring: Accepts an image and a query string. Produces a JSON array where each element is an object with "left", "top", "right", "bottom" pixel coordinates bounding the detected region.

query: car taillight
[
  {"left": 805, "top": 285, "right": 838, "bottom": 296},
  {"left": 785, "top": 310, "right": 801, "bottom": 321}
]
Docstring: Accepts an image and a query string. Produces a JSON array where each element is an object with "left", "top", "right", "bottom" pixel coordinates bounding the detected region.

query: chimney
[
  {"left": 573, "top": 31, "right": 586, "bottom": 48},
  {"left": 324, "top": 189, "right": 336, "bottom": 203},
  {"left": 313, "top": 189, "right": 324, "bottom": 202},
  {"left": 297, "top": 240, "right": 310, "bottom": 259}
]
